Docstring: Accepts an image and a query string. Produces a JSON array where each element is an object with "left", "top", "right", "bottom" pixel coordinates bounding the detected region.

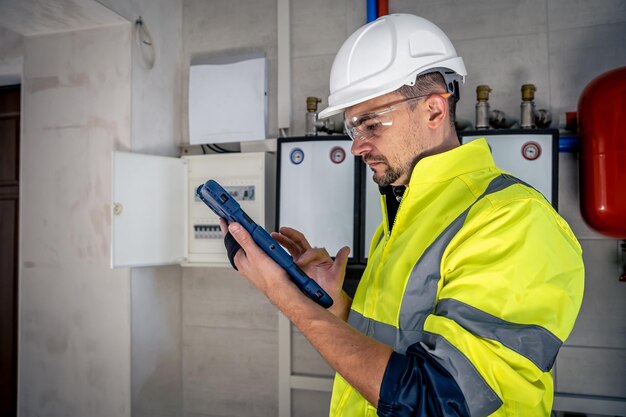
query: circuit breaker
[{"left": 112, "top": 151, "right": 275, "bottom": 268}]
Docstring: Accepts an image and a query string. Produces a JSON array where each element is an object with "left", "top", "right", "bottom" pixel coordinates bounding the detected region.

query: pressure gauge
[
  {"left": 521, "top": 141, "right": 541, "bottom": 161},
  {"left": 290, "top": 148, "right": 304, "bottom": 165},
  {"left": 330, "top": 146, "right": 346, "bottom": 164}
]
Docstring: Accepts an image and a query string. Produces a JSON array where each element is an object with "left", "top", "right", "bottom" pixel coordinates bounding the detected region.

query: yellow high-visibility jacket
[{"left": 330, "top": 139, "right": 584, "bottom": 416}]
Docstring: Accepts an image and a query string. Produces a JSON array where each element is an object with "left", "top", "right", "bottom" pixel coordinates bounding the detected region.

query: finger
[
  {"left": 219, "top": 218, "right": 229, "bottom": 234},
  {"left": 228, "top": 222, "right": 264, "bottom": 268},
  {"left": 331, "top": 246, "right": 351, "bottom": 274},
  {"left": 278, "top": 226, "right": 312, "bottom": 251},
  {"left": 271, "top": 232, "right": 303, "bottom": 257},
  {"left": 297, "top": 247, "right": 333, "bottom": 266}
]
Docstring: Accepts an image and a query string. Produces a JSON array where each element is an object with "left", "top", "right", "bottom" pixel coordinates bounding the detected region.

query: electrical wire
[
  {"left": 206, "top": 144, "right": 222, "bottom": 153},
  {"left": 200, "top": 143, "right": 239, "bottom": 153},
  {"left": 135, "top": 17, "right": 155, "bottom": 70},
  {"left": 212, "top": 143, "right": 236, "bottom": 153}
]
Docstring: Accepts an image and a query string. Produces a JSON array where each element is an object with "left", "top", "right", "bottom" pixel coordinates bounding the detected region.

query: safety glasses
[{"left": 344, "top": 93, "right": 451, "bottom": 141}]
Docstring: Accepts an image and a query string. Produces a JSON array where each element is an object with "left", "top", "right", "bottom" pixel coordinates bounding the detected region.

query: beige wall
[
  {"left": 19, "top": 24, "right": 133, "bottom": 416},
  {"left": 14, "top": 0, "right": 185, "bottom": 416},
  {"left": 96, "top": 1, "right": 185, "bottom": 416}
]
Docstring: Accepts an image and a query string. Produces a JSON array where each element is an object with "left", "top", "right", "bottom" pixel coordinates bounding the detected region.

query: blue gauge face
[{"left": 290, "top": 148, "right": 305, "bottom": 165}]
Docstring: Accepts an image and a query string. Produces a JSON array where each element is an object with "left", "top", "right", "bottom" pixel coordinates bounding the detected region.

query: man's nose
[{"left": 350, "top": 138, "right": 371, "bottom": 156}]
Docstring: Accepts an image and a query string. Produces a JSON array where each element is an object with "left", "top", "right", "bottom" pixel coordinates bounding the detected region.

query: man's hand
[
  {"left": 271, "top": 226, "right": 352, "bottom": 319},
  {"left": 219, "top": 218, "right": 290, "bottom": 299},
  {"left": 219, "top": 219, "right": 352, "bottom": 317}
]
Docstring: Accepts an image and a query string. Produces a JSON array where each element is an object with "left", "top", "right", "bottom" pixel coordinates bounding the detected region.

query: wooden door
[{"left": 0, "top": 84, "right": 19, "bottom": 417}]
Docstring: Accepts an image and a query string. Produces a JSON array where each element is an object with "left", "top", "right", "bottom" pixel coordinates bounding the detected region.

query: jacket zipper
[{"left": 387, "top": 186, "right": 408, "bottom": 239}]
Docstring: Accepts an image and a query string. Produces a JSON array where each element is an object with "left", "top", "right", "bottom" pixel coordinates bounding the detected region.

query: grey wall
[
  {"left": 97, "top": 1, "right": 185, "bottom": 416},
  {"left": 181, "top": 0, "right": 626, "bottom": 416},
  {"left": 10, "top": 0, "right": 185, "bottom": 416},
  {"left": 19, "top": 23, "right": 133, "bottom": 417},
  {"left": 391, "top": 0, "right": 626, "bottom": 127}
]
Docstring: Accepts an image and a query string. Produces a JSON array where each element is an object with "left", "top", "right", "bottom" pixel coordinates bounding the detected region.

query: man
[{"left": 222, "top": 14, "right": 584, "bottom": 416}]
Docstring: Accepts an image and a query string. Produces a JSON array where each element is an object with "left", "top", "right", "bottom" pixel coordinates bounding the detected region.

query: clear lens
[
  {"left": 344, "top": 93, "right": 450, "bottom": 141},
  {"left": 346, "top": 114, "right": 393, "bottom": 141}
]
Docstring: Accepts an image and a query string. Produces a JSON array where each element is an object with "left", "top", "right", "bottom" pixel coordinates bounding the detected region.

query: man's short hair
[{"left": 397, "top": 72, "right": 457, "bottom": 129}]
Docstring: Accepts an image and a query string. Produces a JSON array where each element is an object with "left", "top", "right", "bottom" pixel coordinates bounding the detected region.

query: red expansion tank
[{"left": 578, "top": 66, "right": 626, "bottom": 239}]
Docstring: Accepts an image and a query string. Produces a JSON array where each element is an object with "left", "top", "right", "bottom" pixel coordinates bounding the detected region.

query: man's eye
[{"left": 362, "top": 118, "right": 382, "bottom": 132}]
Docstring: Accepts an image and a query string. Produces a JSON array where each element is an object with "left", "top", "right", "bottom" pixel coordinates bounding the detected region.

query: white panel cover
[
  {"left": 462, "top": 134, "right": 554, "bottom": 204},
  {"left": 112, "top": 152, "right": 187, "bottom": 267},
  {"left": 279, "top": 140, "right": 354, "bottom": 257},
  {"left": 189, "top": 56, "right": 267, "bottom": 144}
]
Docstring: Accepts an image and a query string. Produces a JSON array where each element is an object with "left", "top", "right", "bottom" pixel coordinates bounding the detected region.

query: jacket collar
[{"left": 408, "top": 138, "right": 495, "bottom": 186}]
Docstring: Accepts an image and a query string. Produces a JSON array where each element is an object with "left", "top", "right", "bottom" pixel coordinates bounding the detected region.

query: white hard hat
[{"left": 319, "top": 14, "right": 467, "bottom": 119}]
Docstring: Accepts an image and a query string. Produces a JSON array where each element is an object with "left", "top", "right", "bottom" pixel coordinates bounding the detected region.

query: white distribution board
[
  {"left": 278, "top": 139, "right": 355, "bottom": 258},
  {"left": 112, "top": 151, "right": 274, "bottom": 268}
]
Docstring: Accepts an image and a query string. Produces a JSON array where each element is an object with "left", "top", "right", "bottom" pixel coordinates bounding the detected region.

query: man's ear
[{"left": 425, "top": 94, "right": 448, "bottom": 129}]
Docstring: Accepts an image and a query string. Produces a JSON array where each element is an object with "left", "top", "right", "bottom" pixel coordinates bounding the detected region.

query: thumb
[
  {"left": 228, "top": 222, "right": 251, "bottom": 248},
  {"left": 332, "top": 246, "right": 351, "bottom": 274},
  {"left": 228, "top": 223, "right": 264, "bottom": 261}
]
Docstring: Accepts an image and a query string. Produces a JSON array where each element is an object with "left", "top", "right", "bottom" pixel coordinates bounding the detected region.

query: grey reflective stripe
[
  {"left": 398, "top": 174, "right": 523, "bottom": 352},
  {"left": 422, "top": 332, "right": 503, "bottom": 417},
  {"left": 347, "top": 309, "right": 421, "bottom": 352},
  {"left": 436, "top": 298, "right": 562, "bottom": 371}
]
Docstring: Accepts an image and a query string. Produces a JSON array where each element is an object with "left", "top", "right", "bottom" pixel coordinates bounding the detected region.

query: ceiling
[{"left": 0, "top": 0, "right": 126, "bottom": 37}]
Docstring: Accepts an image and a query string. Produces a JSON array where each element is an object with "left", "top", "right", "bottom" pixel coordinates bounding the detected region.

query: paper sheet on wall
[{"left": 189, "top": 56, "right": 267, "bottom": 144}]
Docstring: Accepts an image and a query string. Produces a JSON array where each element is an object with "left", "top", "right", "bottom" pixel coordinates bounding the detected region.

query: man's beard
[
  {"left": 364, "top": 155, "right": 402, "bottom": 186},
  {"left": 364, "top": 153, "right": 422, "bottom": 187}
]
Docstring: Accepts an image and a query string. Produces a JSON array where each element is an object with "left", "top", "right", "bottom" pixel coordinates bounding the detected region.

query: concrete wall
[
  {"left": 98, "top": 1, "right": 185, "bottom": 416},
  {"left": 19, "top": 24, "right": 133, "bottom": 417},
  {"left": 181, "top": 0, "right": 626, "bottom": 416},
  {"left": 13, "top": 0, "right": 184, "bottom": 416}
]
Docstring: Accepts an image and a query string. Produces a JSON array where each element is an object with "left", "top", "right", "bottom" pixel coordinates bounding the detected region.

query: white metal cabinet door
[{"left": 112, "top": 151, "right": 187, "bottom": 267}]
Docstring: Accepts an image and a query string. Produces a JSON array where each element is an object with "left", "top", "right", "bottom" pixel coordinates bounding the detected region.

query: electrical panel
[
  {"left": 112, "top": 151, "right": 275, "bottom": 268},
  {"left": 186, "top": 153, "right": 275, "bottom": 265}
]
